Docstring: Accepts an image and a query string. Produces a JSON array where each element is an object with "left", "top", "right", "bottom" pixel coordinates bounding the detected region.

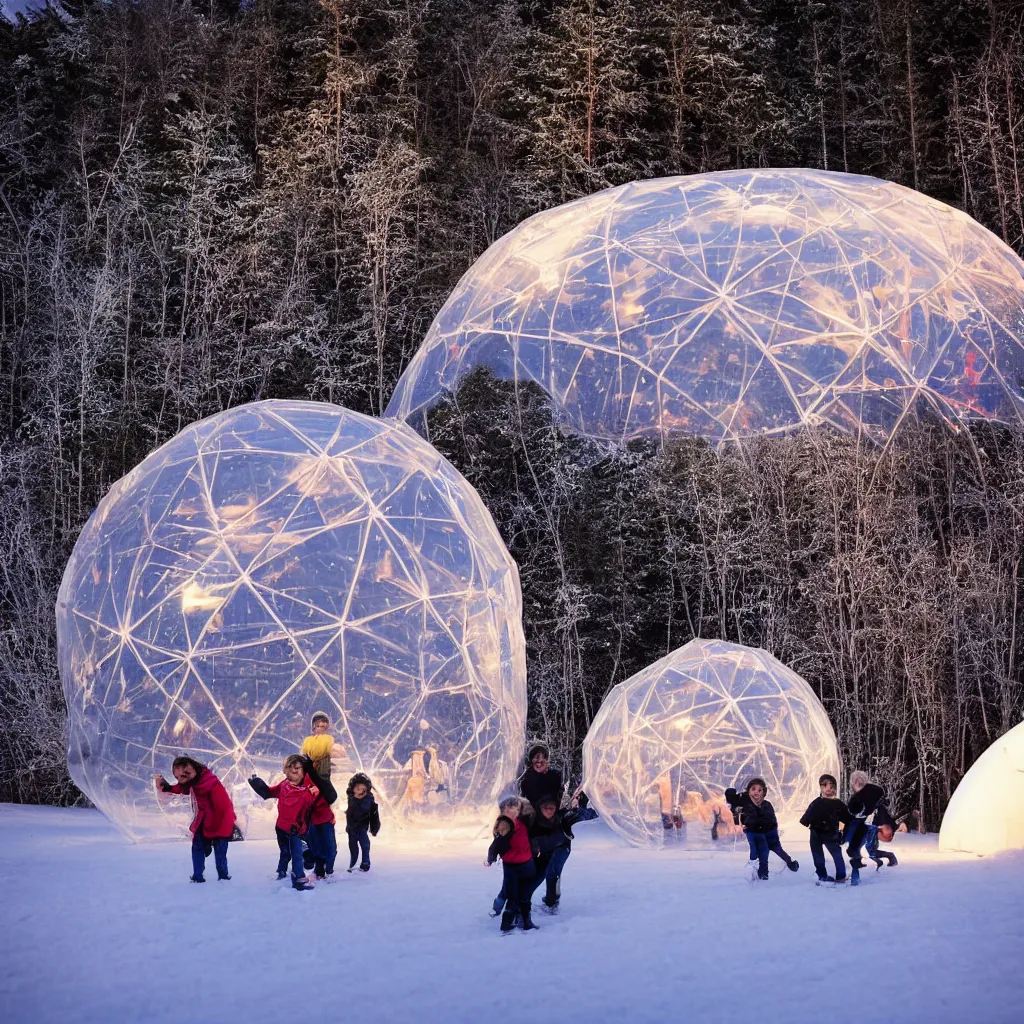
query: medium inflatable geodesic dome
[
  {"left": 939, "top": 720, "right": 1024, "bottom": 857},
  {"left": 56, "top": 400, "right": 526, "bottom": 840},
  {"left": 583, "top": 639, "right": 839, "bottom": 849},
  {"left": 387, "top": 170, "right": 1024, "bottom": 444}
]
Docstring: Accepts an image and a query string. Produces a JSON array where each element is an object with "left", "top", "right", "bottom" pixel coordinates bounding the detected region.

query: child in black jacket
[
  {"left": 725, "top": 777, "right": 799, "bottom": 880},
  {"left": 345, "top": 773, "right": 381, "bottom": 873},
  {"left": 800, "top": 773, "right": 852, "bottom": 884},
  {"left": 527, "top": 790, "right": 599, "bottom": 913},
  {"left": 844, "top": 770, "right": 888, "bottom": 882}
]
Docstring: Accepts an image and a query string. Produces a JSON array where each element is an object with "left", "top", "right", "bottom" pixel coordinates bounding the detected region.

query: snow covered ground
[{"left": 0, "top": 804, "right": 1021, "bottom": 1024}]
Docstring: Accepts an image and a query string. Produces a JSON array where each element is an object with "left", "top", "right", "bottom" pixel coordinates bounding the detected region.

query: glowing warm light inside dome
[
  {"left": 387, "top": 169, "right": 1024, "bottom": 444},
  {"left": 939, "top": 719, "right": 1024, "bottom": 857},
  {"left": 583, "top": 639, "right": 839, "bottom": 849},
  {"left": 56, "top": 400, "right": 526, "bottom": 840}
]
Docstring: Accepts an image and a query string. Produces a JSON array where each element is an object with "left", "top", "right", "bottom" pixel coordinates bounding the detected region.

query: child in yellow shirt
[{"left": 301, "top": 712, "right": 335, "bottom": 778}]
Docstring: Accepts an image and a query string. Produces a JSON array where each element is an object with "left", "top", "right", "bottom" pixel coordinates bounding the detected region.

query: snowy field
[{"left": 1, "top": 805, "right": 1021, "bottom": 1024}]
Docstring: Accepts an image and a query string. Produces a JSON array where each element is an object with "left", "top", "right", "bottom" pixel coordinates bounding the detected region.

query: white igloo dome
[
  {"left": 939, "top": 719, "right": 1024, "bottom": 857},
  {"left": 57, "top": 400, "right": 526, "bottom": 839},
  {"left": 583, "top": 639, "right": 839, "bottom": 849},
  {"left": 387, "top": 170, "right": 1024, "bottom": 443}
]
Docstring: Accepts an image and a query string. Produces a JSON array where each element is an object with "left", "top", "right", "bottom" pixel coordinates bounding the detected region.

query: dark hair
[
  {"left": 819, "top": 774, "right": 838, "bottom": 788},
  {"left": 171, "top": 756, "right": 205, "bottom": 775},
  {"left": 746, "top": 776, "right": 768, "bottom": 793},
  {"left": 527, "top": 743, "right": 550, "bottom": 763},
  {"left": 537, "top": 793, "right": 559, "bottom": 810},
  {"left": 347, "top": 772, "right": 374, "bottom": 797},
  {"left": 310, "top": 712, "right": 330, "bottom": 727}
]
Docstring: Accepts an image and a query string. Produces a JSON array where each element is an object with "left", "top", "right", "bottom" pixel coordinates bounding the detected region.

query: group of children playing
[
  {"left": 158, "top": 718, "right": 899, "bottom": 919},
  {"left": 485, "top": 743, "right": 600, "bottom": 933},
  {"left": 156, "top": 712, "right": 380, "bottom": 890},
  {"left": 725, "top": 769, "right": 899, "bottom": 886}
]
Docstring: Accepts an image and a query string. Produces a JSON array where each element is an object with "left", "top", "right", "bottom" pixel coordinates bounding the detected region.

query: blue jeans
[
  {"left": 309, "top": 822, "right": 337, "bottom": 875},
  {"left": 810, "top": 830, "right": 846, "bottom": 880},
  {"left": 277, "top": 830, "right": 306, "bottom": 881},
  {"left": 347, "top": 825, "right": 370, "bottom": 869},
  {"left": 745, "top": 828, "right": 791, "bottom": 876},
  {"left": 846, "top": 819, "right": 868, "bottom": 866},
  {"left": 191, "top": 831, "right": 229, "bottom": 880},
  {"left": 527, "top": 845, "right": 571, "bottom": 902}
]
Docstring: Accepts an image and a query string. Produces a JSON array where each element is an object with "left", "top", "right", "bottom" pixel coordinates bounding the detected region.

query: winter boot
[
  {"left": 303, "top": 850, "right": 315, "bottom": 871},
  {"left": 292, "top": 875, "right": 315, "bottom": 891},
  {"left": 276, "top": 869, "right": 288, "bottom": 880},
  {"left": 359, "top": 863, "right": 371, "bottom": 872},
  {"left": 500, "top": 910, "right": 517, "bottom": 933},
  {"left": 217, "top": 874, "right": 231, "bottom": 881},
  {"left": 519, "top": 902, "right": 538, "bottom": 931},
  {"left": 882, "top": 851, "right": 898, "bottom": 866},
  {"left": 757, "top": 869, "right": 770, "bottom": 880},
  {"left": 189, "top": 875, "right": 206, "bottom": 883},
  {"left": 787, "top": 859, "right": 800, "bottom": 872},
  {"left": 850, "top": 866, "right": 860, "bottom": 886}
]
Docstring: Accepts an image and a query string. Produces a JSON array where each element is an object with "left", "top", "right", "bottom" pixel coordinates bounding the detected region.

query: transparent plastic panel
[
  {"left": 57, "top": 401, "right": 527, "bottom": 840},
  {"left": 387, "top": 170, "right": 1024, "bottom": 443},
  {"left": 583, "top": 639, "right": 839, "bottom": 849}
]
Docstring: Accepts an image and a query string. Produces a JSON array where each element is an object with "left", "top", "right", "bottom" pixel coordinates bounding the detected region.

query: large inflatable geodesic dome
[
  {"left": 583, "top": 639, "right": 839, "bottom": 849},
  {"left": 57, "top": 400, "right": 526, "bottom": 840},
  {"left": 387, "top": 170, "right": 1024, "bottom": 444},
  {"left": 939, "top": 720, "right": 1024, "bottom": 857}
]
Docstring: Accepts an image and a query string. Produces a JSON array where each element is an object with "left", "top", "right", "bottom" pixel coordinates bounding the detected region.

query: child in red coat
[
  {"left": 248, "top": 754, "right": 335, "bottom": 890},
  {"left": 155, "top": 756, "right": 236, "bottom": 883},
  {"left": 486, "top": 805, "right": 537, "bottom": 933}
]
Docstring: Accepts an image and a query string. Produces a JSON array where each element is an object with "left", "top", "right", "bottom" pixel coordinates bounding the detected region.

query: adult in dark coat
[{"left": 518, "top": 744, "right": 565, "bottom": 808}]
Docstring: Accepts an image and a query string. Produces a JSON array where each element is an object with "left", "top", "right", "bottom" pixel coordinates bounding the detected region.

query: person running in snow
[
  {"left": 725, "top": 776, "right": 799, "bottom": 880},
  {"left": 486, "top": 805, "right": 537, "bottom": 933},
  {"left": 799, "top": 773, "right": 851, "bottom": 885},
  {"left": 843, "top": 770, "right": 890, "bottom": 884},
  {"left": 861, "top": 803, "right": 899, "bottom": 876},
  {"left": 156, "top": 756, "right": 237, "bottom": 883},
  {"left": 527, "top": 789, "right": 599, "bottom": 913},
  {"left": 345, "top": 773, "right": 381, "bottom": 873},
  {"left": 248, "top": 754, "right": 334, "bottom": 891},
  {"left": 518, "top": 744, "right": 564, "bottom": 809},
  {"left": 301, "top": 712, "right": 336, "bottom": 779}
]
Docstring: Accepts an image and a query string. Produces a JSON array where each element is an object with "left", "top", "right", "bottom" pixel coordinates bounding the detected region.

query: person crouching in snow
[
  {"left": 725, "top": 776, "right": 799, "bottom": 880},
  {"left": 799, "top": 773, "right": 851, "bottom": 885},
  {"left": 156, "top": 756, "right": 237, "bottom": 883},
  {"left": 249, "top": 754, "right": 332, "bottom": 890},
  {"left": 485, "top": 806, "right": 537, "bottom": 933},
  {"left": 527, "top": 789, "right": 599, "bottom": 913},
  {"left": 345, "top": 773, "right": 380, "bottom": 873}
]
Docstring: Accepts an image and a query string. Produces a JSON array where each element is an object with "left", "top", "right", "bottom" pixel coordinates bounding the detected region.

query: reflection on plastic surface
[
  {"left": 388, "top": 170, "right": 1024, "bottom": 443},
  {"left": 583, "top": 639, "right": 839, "bottom": 849},
  {"left": 56, "top": 401, "right": 526, "bottom": 839}
]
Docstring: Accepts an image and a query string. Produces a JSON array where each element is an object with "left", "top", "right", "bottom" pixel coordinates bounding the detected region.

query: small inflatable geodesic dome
[
  {"left": 939, "top": 720, "right": 1024, "bottom": 856},
  {"left": 583, "top": 639, "right": 839, "bottom": 848},
  {"left": 387, "top": 170, "right": 1024, "bottom": 444},
  {"left": 56, "top": 400, "right": 526, "bottom": 840}
]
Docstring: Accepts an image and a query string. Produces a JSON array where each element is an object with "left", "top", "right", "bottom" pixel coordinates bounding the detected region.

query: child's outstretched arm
[
  {"left": 301, "top": 758, "right": 337, "bottom": 804},
  {"left": 155, "top": 774, "right": 184, "bottom": 794},
  {"left": 486, "top": 832, "right": 511, "bottom": 866},
  {"left": 248, "top": 775, "right": 274, "bottom": 800}
]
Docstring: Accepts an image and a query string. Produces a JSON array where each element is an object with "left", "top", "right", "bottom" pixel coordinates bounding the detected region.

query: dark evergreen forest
[{"left": 2, "top": 0, "right": 1023, "bottom": 814}]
